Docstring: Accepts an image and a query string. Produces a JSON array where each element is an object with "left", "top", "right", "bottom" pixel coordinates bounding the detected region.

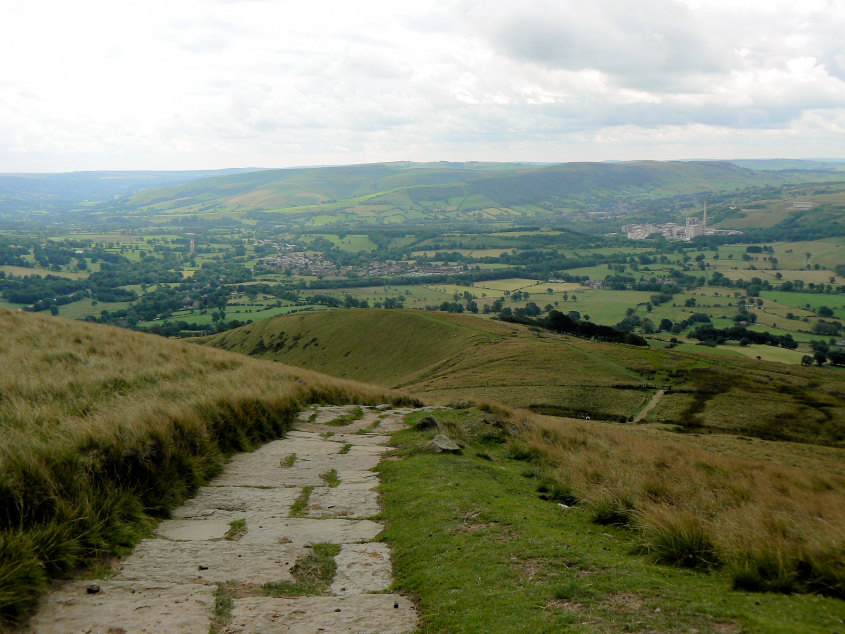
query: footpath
[{"left": 28, "top": 405, "right": 424, "bottom": 633}]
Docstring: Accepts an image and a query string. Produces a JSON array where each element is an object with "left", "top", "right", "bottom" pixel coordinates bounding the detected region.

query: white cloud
[{"left": 0, "top": 0, "right": 843, "bottom": 171}]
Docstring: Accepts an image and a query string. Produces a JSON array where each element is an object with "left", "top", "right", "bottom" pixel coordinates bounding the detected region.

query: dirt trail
[
  {"left": 633, "top": 389, "right": 665, "bottom": 423},
  {"left": 29, "top": 405, "right": 424, "bottom": 633}
]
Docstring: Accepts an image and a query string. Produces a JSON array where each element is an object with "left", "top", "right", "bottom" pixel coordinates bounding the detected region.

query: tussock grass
[
  {"left": 0, "top": 308, "right": 417, "bottom": 626},
  {"left": 383, "top": 406, "right": 845, "bottom": 631}
]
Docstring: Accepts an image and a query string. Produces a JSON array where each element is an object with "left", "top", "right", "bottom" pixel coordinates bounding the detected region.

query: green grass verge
[{"left": 378, "top": 408, "right": 845, "bottom": 632}]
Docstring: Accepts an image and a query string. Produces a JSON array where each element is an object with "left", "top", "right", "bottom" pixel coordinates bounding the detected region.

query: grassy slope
[
  {"left": 380, "top": 407, "right": 845, "bottom": 632},
  {"left": 200, "top": 309, "right": 845, "bottom": 446},
  {"left": 0, "top": 307, "right": 414, "bottom": 626}
]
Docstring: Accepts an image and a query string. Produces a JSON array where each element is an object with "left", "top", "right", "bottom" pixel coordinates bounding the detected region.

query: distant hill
[
  {"left": 199, "top": 309, "right": 845, "bottom": 446},
  {"left": 111, "top": 160, "right": 845, "bottom": 227},
  {"left": 0, "top": 168, "right": 261, "bottom": 213},
  {"left": 729, "top": 159, "right": 845, "bottom": 172}
]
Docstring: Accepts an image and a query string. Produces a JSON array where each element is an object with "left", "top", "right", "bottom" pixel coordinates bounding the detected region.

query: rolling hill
[
  {"left": 199, "top": 309, "right": 845, "bottom": 446},
  {"left": 111, "top": 160, "right": 845, "bottom": 226}
]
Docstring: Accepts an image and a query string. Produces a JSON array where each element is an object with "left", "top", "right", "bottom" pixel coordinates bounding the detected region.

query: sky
[{"left": 1, "top": 0, "right": 844, "bottom": 172}]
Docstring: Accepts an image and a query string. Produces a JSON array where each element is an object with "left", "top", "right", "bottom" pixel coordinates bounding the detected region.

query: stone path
[{"left": 28, "top": 404, "right": 426, "bottom": 633}]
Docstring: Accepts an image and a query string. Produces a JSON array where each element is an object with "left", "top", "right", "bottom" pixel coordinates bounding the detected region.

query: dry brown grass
[{"left": 512, "top": 408, "right": 845, "bottom": 596}]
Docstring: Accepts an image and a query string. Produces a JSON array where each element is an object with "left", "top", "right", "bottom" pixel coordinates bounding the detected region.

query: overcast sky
[{"left": 2, "top": 0, "right": 844, "bottom": 172}]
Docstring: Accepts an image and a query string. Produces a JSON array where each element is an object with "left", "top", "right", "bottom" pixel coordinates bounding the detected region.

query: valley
[{"left": 1, "top": 160, "right": 844, "bottom": 631}]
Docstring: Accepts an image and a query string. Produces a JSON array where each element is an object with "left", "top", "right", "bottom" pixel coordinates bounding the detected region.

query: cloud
[
  {"left": 0, "top": 0, "right": 844, "bottom": 171},
  {"left": 461, "top": 0, "right": 731, "bottom": 91}
]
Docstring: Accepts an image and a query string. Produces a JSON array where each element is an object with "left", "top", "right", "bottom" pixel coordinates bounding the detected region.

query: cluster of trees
[
  {"left": 498, "top": 309, "right": 647, "bottom": 346},
  {"left": 803, "top": 341, "right": 845, "bottom": 366},
  {"left": 689, "top": 324, "right": 798, "bottom": 349}
]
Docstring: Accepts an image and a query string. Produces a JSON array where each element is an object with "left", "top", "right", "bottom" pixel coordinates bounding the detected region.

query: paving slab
[
  {"left": 224, "top": 594, "right": 417, "bottom": 633},
  {"left": 254, "top": 436, "right": 341, "bottom": 456},
  {"left": 335, "top": 469, "right": 381, "bottom": 487},
  {"left": 331, "top": 542, "right": 393, "bottom": 595},
  {"left": 296, "top": 405, "right": 363, "bottom": 425},
  {"left": 172, "top": 485, "right": 301, "bottom": 519},
  {"left": 344, "top": 443, "right": 393, "bottom": 456},
  {"left": 238, "top": 518, "right": 383, "bottom": 545},
  {"left": 212, "top": 452, "right": 381, "bottom": 488},
  {"left": 307, "top": 487, "right": 381, "bottom": 518},
  {"left": 377, "top": 414, "right": 410, "bottom": 433},
  {"left": 324, "top": 432, "right": 392, "bottom": 446},
  {"left": 293, "top": 409, "right": 383, "bottom": 435},
  {"left": 155, "top": 518, "right": 231, "bottom": 540},
  {"left": 26, "top": 580, "right": 215, "bottom": 634},
  {"left": 118, "top": 540, "right": 305, "bottom": 584}
]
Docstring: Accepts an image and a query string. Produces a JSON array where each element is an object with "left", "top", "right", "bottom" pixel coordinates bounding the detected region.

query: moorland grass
[{"left": 0, "top": 308, "right": 417, "bottom": 626}]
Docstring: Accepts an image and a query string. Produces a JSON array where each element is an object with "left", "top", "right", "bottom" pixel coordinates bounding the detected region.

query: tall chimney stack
[{"left": 703, "top": 201, "right": 708, "bottom": 228}]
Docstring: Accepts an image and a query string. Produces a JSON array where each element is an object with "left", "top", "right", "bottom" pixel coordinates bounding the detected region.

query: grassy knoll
[
  {"left": 380, "top": 408, "right": 845, "bottom": 631},
  {"left": 0, "top": 307, "right": 415, "bottom": 626},
  {"left": 201, "top": 309, "right": 845, "bottom": 446}
]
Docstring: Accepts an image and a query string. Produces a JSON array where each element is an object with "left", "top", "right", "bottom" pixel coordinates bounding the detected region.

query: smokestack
[{"left": 703, "top": 201, "right": 708, "bottom": 228}]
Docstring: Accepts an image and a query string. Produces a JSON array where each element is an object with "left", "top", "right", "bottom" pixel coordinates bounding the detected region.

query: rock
[
  {"left": 86, "top": 584, "right": 101, "bottom": 595},
  {"left": 421, "top": 434, "right": 461, "bottom": 454},
  {"left": 414, "top": 415, "right": 439, "bottom": 431}
]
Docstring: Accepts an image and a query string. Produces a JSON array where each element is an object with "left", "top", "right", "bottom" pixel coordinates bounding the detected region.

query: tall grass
[
  {"left": 515, "top": 410, "right": 845, "bottom": 598},
  {"left": 0, "top": 308, "right": 417, "bottom": 626}
]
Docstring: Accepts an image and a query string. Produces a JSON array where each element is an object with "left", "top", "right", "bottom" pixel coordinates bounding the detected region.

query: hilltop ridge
[{"left": 200, "top": 309, "right": 845, "bottom": 447}]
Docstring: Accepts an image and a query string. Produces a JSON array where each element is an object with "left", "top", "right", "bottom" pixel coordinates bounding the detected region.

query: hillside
[
  {"left": 4, "top": 307, "right": 844, "bottom": 629},
  {"left": 111, "top": 160, "right": 845, "bottom": 226},
  {"left": 0, "top": 307, "right": 412, "bottom": 625},
  {"left": 200, "top": 309, "right": 845, "bottom": 447}
]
